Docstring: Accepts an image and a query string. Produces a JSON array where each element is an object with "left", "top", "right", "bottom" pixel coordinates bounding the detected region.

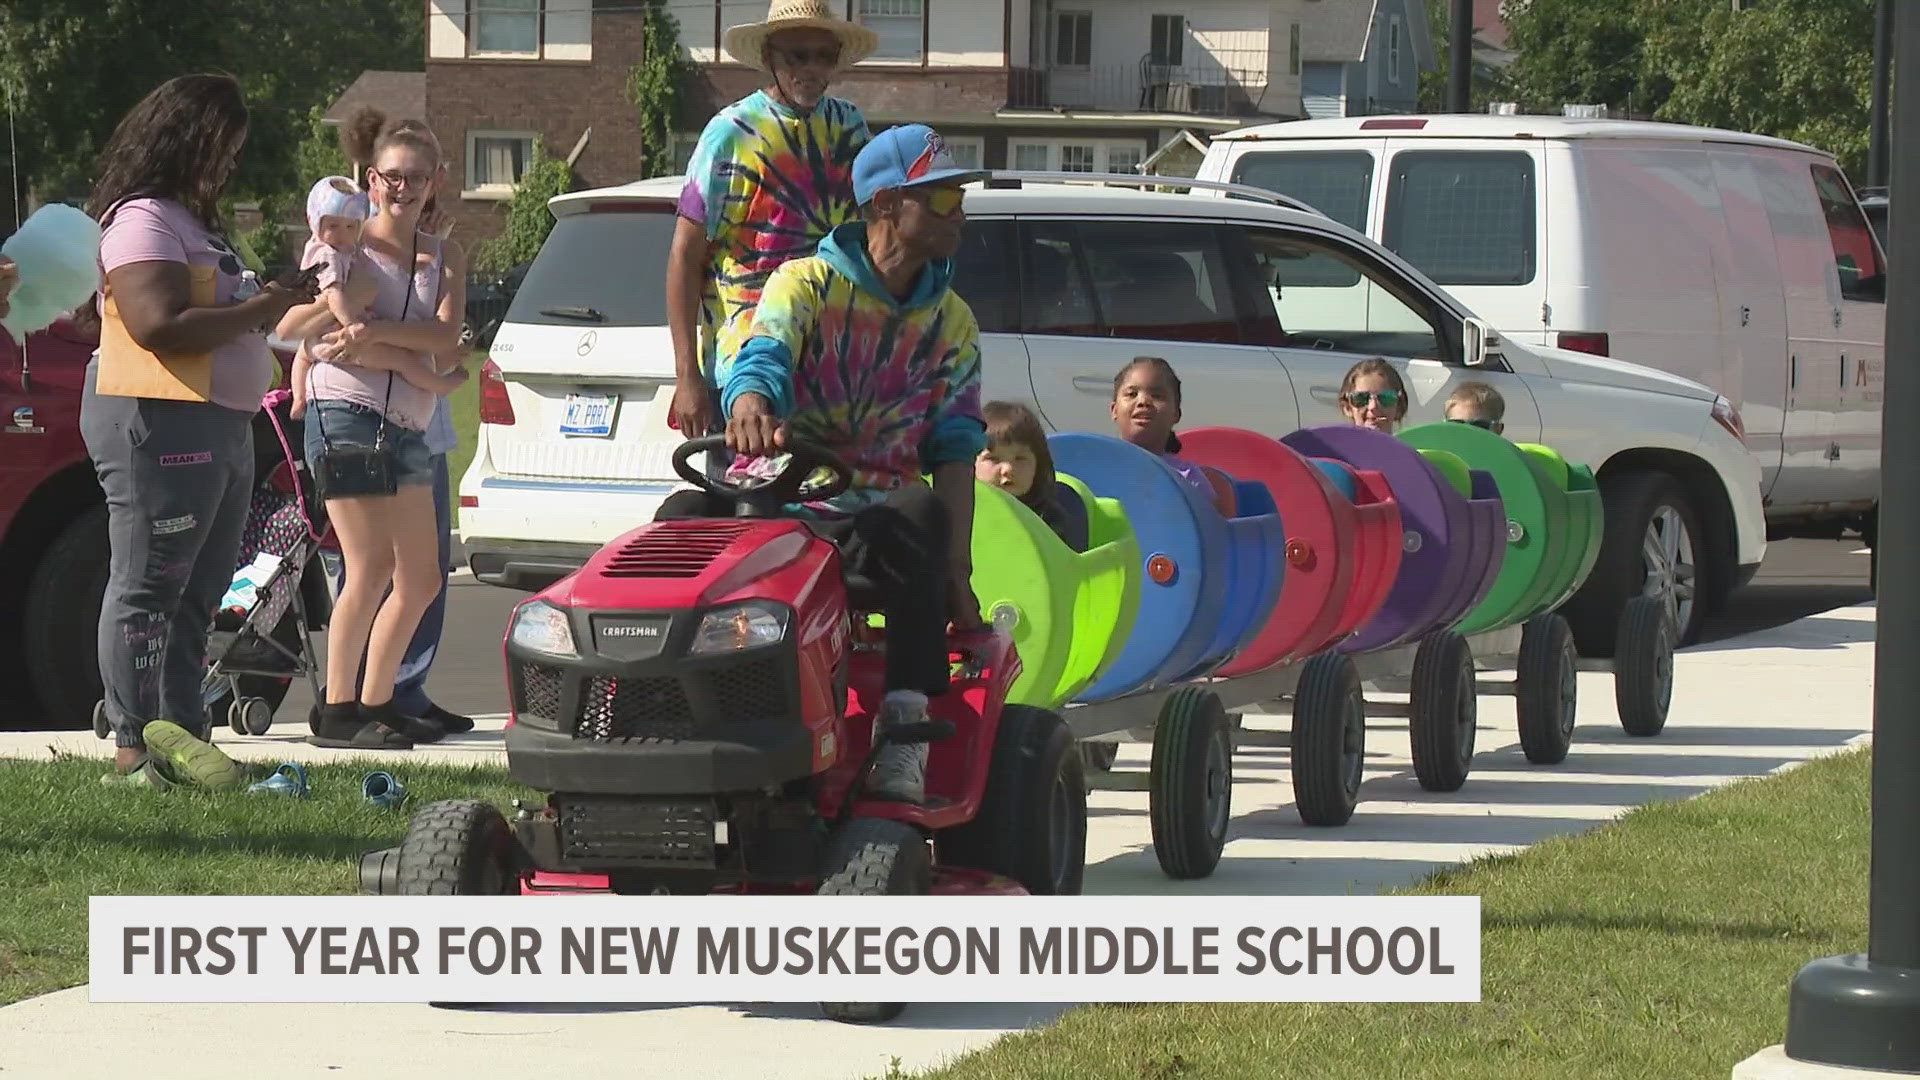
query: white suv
[{"left": 460, "top": 174, "right": 1764, "bottom": 652}]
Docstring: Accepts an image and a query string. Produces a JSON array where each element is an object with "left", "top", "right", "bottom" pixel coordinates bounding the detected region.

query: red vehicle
[
  {"left": 360, "top": 438, "right": 1088, "bottom": 1024},
  {"left": 0, "top": 319, "right": 323, "bottom": 729}
]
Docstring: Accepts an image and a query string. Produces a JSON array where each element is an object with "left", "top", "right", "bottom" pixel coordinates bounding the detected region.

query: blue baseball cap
[{"left": 853, "top": 124, "right": 988, "bottom": 207}]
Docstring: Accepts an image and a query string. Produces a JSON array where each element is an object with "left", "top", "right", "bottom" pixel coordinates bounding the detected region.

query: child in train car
[
  {"left": 1109, "top": 357, "right": 1238, "bottom": 517},
  {"left": 1338, "top": 356, "right": 1411, "bottom": 434},
  {"left": 976, "top": 401, "right": 1090, "bottom": 552},
  {"left": 1444, "top": 381, "right": 1507, "bottom": 435}
]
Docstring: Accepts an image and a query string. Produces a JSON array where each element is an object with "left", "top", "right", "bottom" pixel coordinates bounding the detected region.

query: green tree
[
  {"left": 0, "top": 0, "right": 421, "bottom": 211},
  {"left": 1501, "top": 0, "right": 1647, "bottom": 115},
  {"left": 629, "top": 0, "right": 695, "bottom": 177},
  {"left": 474, "top": 142, "right": 574, "bottom": 274},
  {"left": 1647, "top": 0, "right": 1875, "bottom": 174}
]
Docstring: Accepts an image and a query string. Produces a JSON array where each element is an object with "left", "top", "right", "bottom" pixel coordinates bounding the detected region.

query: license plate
[{"left": 559, "top": 393, "right": 618, "bottom": 438}]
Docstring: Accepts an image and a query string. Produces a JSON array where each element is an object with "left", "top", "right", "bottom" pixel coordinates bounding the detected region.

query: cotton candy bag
[{"left": 0, "top": 203, "right": 102, "bottom": 339}]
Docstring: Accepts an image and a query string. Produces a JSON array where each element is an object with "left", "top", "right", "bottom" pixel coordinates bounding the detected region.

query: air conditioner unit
[
  {"left": 1488, "top": 101, "right": 1520, "bottom": 116},
  {"left": 1561, "top": 103, "right": 1608, "bottom": 118}
]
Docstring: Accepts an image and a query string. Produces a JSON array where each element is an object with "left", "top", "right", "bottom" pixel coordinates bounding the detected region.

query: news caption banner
[{"left": 92, "top": 896, "right": 1479, "bottom": 1004}]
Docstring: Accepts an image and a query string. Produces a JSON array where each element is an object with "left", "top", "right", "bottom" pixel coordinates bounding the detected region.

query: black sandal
[{"left": 307, "top": 703, "right": 413, "bottom": 749}]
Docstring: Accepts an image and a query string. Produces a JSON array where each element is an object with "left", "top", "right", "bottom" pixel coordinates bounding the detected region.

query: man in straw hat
[
  {"left": 667, "top": 0, "right": 876, "bottom": 449},
  {"left": 656, "top": 124, "right": 990, "bottom": 805}
]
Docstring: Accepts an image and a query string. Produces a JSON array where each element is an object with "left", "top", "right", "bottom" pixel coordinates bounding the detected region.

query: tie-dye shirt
[
  {"left": 717, "top": 223, "right": 987, "bottom": 516},
  {"left": 677, "top": 91, "right": 870, "bottom": 386}
]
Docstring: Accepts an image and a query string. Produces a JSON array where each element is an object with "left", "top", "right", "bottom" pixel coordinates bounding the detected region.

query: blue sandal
[{"left": 247, "top": 762, "right": 310, "bottom": 799}]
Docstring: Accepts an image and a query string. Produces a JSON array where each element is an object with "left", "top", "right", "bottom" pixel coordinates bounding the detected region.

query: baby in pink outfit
[{"left": 286, "top": 176, "right": 457, "bottom": 418}]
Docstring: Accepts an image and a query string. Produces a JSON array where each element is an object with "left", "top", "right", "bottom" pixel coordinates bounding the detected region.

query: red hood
[{"left": 543, "top": 518, "right": 821, "bottom": 611}]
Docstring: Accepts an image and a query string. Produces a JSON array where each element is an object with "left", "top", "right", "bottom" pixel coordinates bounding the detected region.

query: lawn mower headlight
[
  {"left": 691, "top": 602, "right": 788, "bottom": 654},
  {"left": 511, "top": 600, "right": 578, "bottom": 658}
]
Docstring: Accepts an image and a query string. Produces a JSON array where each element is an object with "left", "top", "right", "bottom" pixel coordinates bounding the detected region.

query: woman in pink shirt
[
  {"left": 79, "top": 75, "right": 319, "bottom": 785},
  {"left": 276, "top": 111, "right": 468, "bottom": 750}
]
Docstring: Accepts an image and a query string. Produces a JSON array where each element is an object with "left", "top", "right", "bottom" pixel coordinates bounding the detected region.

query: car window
[
  {"left": 504, "top": 208, "right": 677, "bottom": 327},
  {"left": 1383, "top": 150, "right": 1537, "bottom": 286},
  {"left": 1229, "top": 150, "right": 1376, "bottom": 232},
  {"left": 1022, "top": 219, "right": 1242, "bottom": 344},
  {"left": 1227, "top": 225, "right": 1446, "bottom": 361},
  {"left": 1810, "top": 164, "right": 1886, "bottom": 303},
  {"left": 950, "top": 219, "right": 1020, "bottom": 333}
]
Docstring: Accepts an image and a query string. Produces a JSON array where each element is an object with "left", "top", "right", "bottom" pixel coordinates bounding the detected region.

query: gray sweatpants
[{"left": 80, "top": 359, "right": 254, "bottom": 748}]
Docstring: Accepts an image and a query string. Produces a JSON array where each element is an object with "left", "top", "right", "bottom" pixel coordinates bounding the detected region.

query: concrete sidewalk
[{"left": 0, "top": 604, "right": 1877, "bottom": 1079}]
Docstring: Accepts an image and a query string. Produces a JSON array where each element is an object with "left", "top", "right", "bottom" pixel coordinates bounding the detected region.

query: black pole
[
  {"left": 1869, "top": 0, "right": 1893, "bottom": 189},
  {"left": 1448, "top": 0, "right": 1473, "bottom": 113},
  {"left": 1782, "top": 0, "right": 1920, "bottom": 1069}
]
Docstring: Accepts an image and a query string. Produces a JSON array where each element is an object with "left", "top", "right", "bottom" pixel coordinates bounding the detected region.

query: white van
[{"left": 1195, "top": 116, "right": 1885, "bottom": 540}]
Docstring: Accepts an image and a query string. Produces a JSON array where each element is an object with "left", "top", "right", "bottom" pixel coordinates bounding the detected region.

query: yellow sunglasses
[{"left": 910, "top": 186, "right": 966, "bottom": 218}]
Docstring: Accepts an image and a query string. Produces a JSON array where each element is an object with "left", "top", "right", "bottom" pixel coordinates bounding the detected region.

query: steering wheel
[{"left": 670, "top": 434, "right": 855, "bottom": 517}]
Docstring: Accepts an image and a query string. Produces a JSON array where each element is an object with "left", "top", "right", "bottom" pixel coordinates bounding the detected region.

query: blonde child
[
  {"left": 1444, "top": 380, "right": 1506, "bottom": 435},
  {"left": 1338, "top": 357, "right": 1410, "bottom": 434}
]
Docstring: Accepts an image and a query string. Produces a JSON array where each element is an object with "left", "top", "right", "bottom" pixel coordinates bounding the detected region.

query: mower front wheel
[
  {"left": 818, "top": 817, "right": 931, "bottom": 1025},
  {"left": 1149, "top": 686, "right": 1233, "bottom": 880},
  {"left": 394, "top": 800, "right": 521, "bottom": 895},
  {"left": 939, "top": 705, "right": 1087, "bottom": 895}
]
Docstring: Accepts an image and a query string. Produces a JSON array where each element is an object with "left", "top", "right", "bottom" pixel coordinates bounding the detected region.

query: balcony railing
[{"left": 1008, "top": 50, "right": 1275, "bottom": 118}]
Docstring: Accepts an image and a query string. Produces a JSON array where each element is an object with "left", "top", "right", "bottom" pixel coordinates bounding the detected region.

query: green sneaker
[
  {"left": 101, "top": 759, "right": 174, "bottom": 791},
  {"left": 142, "top": 721, "right": 247, "bottom": 791}
]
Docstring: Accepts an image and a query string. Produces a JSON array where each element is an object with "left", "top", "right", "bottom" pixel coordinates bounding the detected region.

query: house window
[
  {"left": 1289, "top": 23, "right": 1301, "bottom": 76},
  {"left": 855, "top": 0, "right": 925, "bottom": 63},
  {"left": 472, "top": 0, "right": 540, "bottom": 56},
  {"left": 1104, "top": 145, "right": 1144, "bottom": 175},
  {"left": 1149, "top": 14, "right": 1185, "bottom": 67},
  {"left": 469, "top": 132, "right": 537, "bottom": 192},
  {"left": 1054, "top": 10, "right": 1092, "bottom": 68},
  {"left": 943, "top": 137, "right": 985, "bottom": 171},
  {"left": 1060, "top": 145, "right": 1097, "bottom": 173},
  {"left": 1388, "top": 16, "right": 1402, "bottom": 84},
  {"left": 1012, "top": 142, "right": 1051, "bottom": 172}
]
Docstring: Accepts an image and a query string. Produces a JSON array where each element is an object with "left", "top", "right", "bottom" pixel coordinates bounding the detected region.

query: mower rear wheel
[
  {"left": 1149, "top": 686, "right": 1232, "bottom": 880},
  {"left": 938, "top": 705, "right": 1087, "bottom": 895},
  {"left": 818, "top": 817, "right": 930, "bottom": 1024},
  {"left": 1291, "top": 652, "right": 1365, "bottom": 826},
  {"left": 394, "top": 800, "right": 521, "bottom": 896}
]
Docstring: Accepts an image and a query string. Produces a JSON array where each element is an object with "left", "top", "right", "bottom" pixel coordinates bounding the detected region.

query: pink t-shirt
[
  {"left": 303, "top": 231, "right": 441, "bottom": 431},
  {"left": 299, "top": 235, "right": 359, "bottom": 293},
  {"left": 97, "top": 198, "right": 272, "bottom": 412}
]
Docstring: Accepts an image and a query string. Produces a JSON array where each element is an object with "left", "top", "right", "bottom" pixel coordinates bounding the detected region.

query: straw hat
[{"left": 723, "top": 0, "right": 879, "bottom": 70}]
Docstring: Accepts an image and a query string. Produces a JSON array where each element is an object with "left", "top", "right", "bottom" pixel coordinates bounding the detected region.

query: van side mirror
[{"left": 1463, "top": 317, "right": 1503, "bottom": 367}]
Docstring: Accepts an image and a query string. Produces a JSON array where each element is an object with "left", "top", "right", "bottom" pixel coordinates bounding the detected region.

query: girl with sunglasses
[{"left": 1338, "top": 357, "right": 1410, "bottom": 434}]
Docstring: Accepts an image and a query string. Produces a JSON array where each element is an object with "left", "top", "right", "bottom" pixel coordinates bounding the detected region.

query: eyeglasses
[
  {"left": 909, "top": 186, "right": 966, "bottom": 217},
  {"left": 775, "top": 45, "right": 842, "bottom": 67},
  {"left": 1448, "top": 416, "right": 1498, "bottom": 430},
  {"left": 1343, "top": 389, "right": 1403, "bottom": 410},
  {"left": 375, "top": 169, "right": 433, "bottom": 189}
]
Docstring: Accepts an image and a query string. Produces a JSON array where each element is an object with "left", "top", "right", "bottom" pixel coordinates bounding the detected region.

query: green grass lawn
[
  {"left": 918, "top": 748, "right": 1870, "bottom": 1080},
  {"left": 0, "top": 756, "right": 534, "bottom": 1006}
]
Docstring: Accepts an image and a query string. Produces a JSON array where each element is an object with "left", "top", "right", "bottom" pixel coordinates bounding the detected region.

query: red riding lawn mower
[{"left": 363, "top": 437, "right": 1089, "bottom": 1023}]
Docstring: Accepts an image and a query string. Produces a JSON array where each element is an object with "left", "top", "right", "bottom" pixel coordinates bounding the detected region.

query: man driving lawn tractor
[{"left": 654, "top": 124, "right": 990, "bottom": 807}]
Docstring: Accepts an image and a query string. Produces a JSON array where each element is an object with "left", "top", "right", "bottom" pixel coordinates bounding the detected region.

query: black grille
[
  {"left": 519, "top": 663, "right": 565, "bottom": 723},
  {"left": 705, "top": 657, "right": 786, "bottom": 720},
  {"left": 575, "top": 674, "right": 697, "bottom": 740},
  {"left": 557, "top": 796, "right": 716, "bottom": 866}
]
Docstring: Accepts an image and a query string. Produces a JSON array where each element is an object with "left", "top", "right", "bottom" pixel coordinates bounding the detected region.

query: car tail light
[
  {"left": 479, "top": 358, "right": 516, "bottom": 425},
  {"left": 1556, "top": 332, "right": 1610, "bottom": 356},
  {"left": 1711, "top": 395, "right": 1747, "bottom": 445},
  {"left": 459, "top": 495, "right": 479, "bottom": 508}
]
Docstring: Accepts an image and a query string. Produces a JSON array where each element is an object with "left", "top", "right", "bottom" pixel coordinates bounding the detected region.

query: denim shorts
[{"left": 303, "top": 399, "right": 434, "bottom": 489}]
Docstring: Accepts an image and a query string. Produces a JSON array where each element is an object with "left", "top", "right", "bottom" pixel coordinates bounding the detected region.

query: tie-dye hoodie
[
  {"left": 678, "top": 91, "right": 870, "bottom": 384},
  {"left": 718, "top": 222, "right": 988, "bottom": 515}
]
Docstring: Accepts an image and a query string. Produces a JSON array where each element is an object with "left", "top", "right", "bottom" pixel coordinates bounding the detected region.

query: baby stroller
[
  {"left": 91, "top": 391, "right": 336, "bottom": 740},
  {"left": 206, "top": 389, "right": 335, "bottom": 735}
]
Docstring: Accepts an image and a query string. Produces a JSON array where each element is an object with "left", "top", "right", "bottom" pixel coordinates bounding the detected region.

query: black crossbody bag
[{"left": 311, "top": 232, "right": 419, "bottom": 500}]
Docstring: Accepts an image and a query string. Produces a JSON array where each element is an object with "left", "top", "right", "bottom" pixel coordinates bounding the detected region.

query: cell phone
[{"left": 286, "top": 263, "right": 322, "bottom": 291}]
